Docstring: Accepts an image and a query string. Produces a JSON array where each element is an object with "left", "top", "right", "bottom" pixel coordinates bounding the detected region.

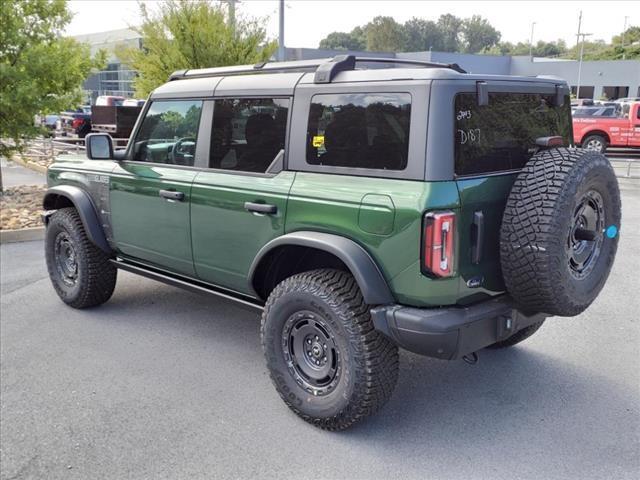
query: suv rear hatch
[{"left": 452, "top": 89, "right": 572, "bottom": 296}]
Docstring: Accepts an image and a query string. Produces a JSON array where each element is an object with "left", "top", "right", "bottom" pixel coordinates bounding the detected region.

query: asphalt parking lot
[{"left": 1, "top": 179, "right": 639, "bottom": 480}]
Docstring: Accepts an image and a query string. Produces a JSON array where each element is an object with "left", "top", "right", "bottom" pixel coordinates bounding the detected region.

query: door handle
[
  {"left": 159, "top": 189, "right": 185, "bottom": 201},
  {"left": 244, "top": 202, "right": 277, "bottom": 215}
]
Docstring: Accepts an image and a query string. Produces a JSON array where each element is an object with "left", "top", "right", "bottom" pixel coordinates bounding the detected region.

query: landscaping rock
[{"left": 0, "top": 185, "right": 46, "bottom": 230}]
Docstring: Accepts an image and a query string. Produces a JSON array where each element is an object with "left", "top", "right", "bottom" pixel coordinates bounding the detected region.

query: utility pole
[
  {"left": 221, "top": 0, "right": 238, "bottom": 32},
  {"left": 575, "top": 10, "right": 582, "bottom": 60},
  {"left": 529, "top": 22, "right": 536, "bottom": 60},
  {"left": 278, "top": 0, "right": 285, "bottom": 61},
  {"left": 576, "top": 32, "right": 592, "bottom": 99},
  {"left": 622, "top": 15, "right": 629, "bottom": 60}
]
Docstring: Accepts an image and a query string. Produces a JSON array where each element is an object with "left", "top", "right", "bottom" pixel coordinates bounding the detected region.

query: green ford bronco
[{"left": 43, "top": 55, "right": 621, "bottom": 430}]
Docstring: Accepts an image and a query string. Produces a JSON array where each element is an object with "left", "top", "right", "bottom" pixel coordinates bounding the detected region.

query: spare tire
[{"left": 500, "top": 148, "right": 621, "bottom": 317}]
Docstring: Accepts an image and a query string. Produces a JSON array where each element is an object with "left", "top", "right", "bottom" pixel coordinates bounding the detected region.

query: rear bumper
[{"left": 371, "top": 296, "right": 546, "bottom": 360}]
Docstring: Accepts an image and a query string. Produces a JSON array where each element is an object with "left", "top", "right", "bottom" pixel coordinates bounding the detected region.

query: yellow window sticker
[{"left": 312, "top": 135, "right": 325, "bottom": 148}]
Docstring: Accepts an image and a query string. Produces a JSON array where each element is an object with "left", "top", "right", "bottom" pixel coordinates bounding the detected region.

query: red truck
[{"left": 573, "top": 102, "right": 640, "bottom": 153}]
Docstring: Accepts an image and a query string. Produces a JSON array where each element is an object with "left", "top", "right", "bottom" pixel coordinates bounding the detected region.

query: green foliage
[
  {"left": 319, "top": 29, "right": 366, "bottom": 50},
  {"left": 484, "top": 39, "right": 567, "bottom": 57},
  {"left": 0, "top": 0, "right": 104, "bottom": 157},
  {"left": 436, "top": 14, "right": 463, "bottom": 52},
  {"left": 318, "top": 16, "right": 636, "bottom": 60},
  {"left": 318, "top": 14, "right": 499, "bottom": 53},
  {"left": 365, "top": 16, "right": 405, "bottom": 52},
  {"left": 118, "top": 0, "right": 276, "bottom": 98},
  {"left": 462, "top": 15, "right": 501, "bottom": 53},
  {"left": 403, "top": 18, "right": 441, "bottom": 51}
]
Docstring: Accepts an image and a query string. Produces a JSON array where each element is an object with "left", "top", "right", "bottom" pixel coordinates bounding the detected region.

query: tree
[
  {"left": 0, "top": 0, "right": 104, "bottom": 160},
  {"left": 365, "top": 16, "right": 405, "bottom": 52},
  {"left": 462, "top": 15, "right": 500, "bottom": 53},
  {"left": 319, "top": 30, "right": 366, "bottom": 50},
  {"left": 118, "top": 0, "right": 276, "bottom": 98},
  {"left": 403, "top": 17, "right": 442, "bottom": 51},
  {"left": 436, "top": 14, "right": 463, "bottom": 52}
]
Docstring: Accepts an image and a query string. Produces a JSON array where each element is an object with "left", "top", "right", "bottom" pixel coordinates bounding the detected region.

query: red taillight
[
  {"left": 72, "top": 118, "right": 83, "bottom": 129},
  {"left": 422, "top": 211, "right": 456, "bottom": 278}
]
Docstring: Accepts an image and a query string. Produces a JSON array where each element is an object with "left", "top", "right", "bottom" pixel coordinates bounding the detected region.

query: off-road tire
[
  {"left": 487, "top": 321, "right": 545, "bottom": 349},
  {"left": 45, "top": 207, "right": 117, "bottom": 308},
  {"left": 581, "top": 134, "right": 607, "bottom": 153},
  {"left": 500, "top": 148, "right": 620, "bottom": 317},
  {"left": 261, "top": 269, "right": 399, "bottom": 431}
]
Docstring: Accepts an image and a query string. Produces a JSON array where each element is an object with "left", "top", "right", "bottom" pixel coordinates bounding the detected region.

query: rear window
[
  {"left": 306, "top": 93, "right": 411, "bottom": 170},
  {"left": 455, "top": 92, "right": 572, "bottom": 176}
]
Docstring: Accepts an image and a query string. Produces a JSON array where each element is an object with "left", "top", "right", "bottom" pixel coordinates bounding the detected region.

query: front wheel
[
  {"left": 45, "top": 207, "right": 117, "bottom": 308},
  {"left": 261, "top": 269, "right": 399, "bottom": 431},
  {"left": 582, "top": 134, "right": 607, "bottom": 153}
]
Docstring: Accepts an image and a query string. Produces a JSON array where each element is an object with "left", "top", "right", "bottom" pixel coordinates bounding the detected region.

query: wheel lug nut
[
  {"left": 307, "top": 339, "right": 311, "bottom": 344},
  {"left": 315, "top": 335, "right": 319, "bottom": 340}
]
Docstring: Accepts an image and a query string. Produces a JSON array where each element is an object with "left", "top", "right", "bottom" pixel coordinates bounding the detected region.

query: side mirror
[{"left": 86, "top": 133, "right": 113, "bottom": 160}]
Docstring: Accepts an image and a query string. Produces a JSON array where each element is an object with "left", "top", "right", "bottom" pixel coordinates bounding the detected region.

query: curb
[
  {"left": 0, "top": 227, "right": 45, "bottom": 244},
  {"left": 10, "top": 155, "right": 48, "bottom": 174}
]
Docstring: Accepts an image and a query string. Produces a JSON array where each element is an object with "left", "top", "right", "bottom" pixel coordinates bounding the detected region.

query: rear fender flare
[
  {"left": 43, "top": 185, "right": 112, "bottom": 253},
  {"left": 248, "top": 231, "right": 395, "bottom": 305}
]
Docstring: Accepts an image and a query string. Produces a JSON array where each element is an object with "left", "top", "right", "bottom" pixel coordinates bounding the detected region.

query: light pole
[
  {"left": 529, "top": 22, "right": 536, "bottom": 60},
  {"left": 576, "top": 32, "right": 592, "bottom": 99},
  {"left": 278, "top": 0, "right": 285, "bottom": 61},
  {"left": 221, "top": 0, "right": 239, "bottom": 31},
  {"left": 622, "top": 15, "right": 629, "bottom": 60}
]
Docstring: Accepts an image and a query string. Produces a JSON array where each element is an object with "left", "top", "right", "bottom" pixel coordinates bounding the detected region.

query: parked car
[
  {"left": 59, "top": 107, "right": 92, "bottom": 138},
  {"left": 35, "top": 114, "right": 59, "bottom": 136},
  {"left": 42, "top": 56, "right": 621, "bottom": 430},
  {"left": 574, "top": 101, "right": 640, "bottom": 152},
  {"left": 572, "top": 106, "right": 620, "bottom": 117}
]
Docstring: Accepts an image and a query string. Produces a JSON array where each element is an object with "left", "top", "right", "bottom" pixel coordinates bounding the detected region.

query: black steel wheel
[
  {"left": 261, "top": 269, "right": 399, "bottom": 431},
  {"left": 45, "top": 207, "right": 117, "bottom": 308},
  {"left": 53, "top": 230, "right": 79, "bottom": 287},
  {"left": 282, "top": 311, "right": 341, "bottom": 396},
  {"left": 567, "top": 190, "right": 605, "bottom": 280}
]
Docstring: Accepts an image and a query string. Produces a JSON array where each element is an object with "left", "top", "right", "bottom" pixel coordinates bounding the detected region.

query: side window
[
  {"left": 306, "top": 93, "right": 411, "bottom": 170},
  {"left": 132, "top": 100, "right": 203, "bottom": 165},
  {"left": 209, "top": 98, "right": 289, "bottom": 173}
]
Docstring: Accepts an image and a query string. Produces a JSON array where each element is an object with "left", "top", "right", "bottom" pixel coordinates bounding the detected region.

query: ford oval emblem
[{"left": 466, "top": 276, "right": 484, "bottom": 288}]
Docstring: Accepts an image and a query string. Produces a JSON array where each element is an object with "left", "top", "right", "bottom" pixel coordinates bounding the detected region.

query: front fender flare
[
  {"left": 43, "top": 185, "right": 112, "bottom": 253},
  {"left": 248, "top": 231, "right": 395, "bottom": 305}
]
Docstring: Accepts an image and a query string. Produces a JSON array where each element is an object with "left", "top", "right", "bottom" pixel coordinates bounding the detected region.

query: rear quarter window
[
  {"left": 455, "top": 92, "right": 572, "bottom": 176},
  {"left": 306, "top": 93, "right": 411, "bottom": 171}
]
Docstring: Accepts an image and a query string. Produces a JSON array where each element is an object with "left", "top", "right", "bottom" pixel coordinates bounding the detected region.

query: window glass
[
  {"left": 306, "top": 93, "right": 411, "bottom": 170},
  {"left": 210, "top": 98, "right": 289, "bottom": 173},
  {"left": 132, "top": 100, "right": 203, "bottom": 165},
  {"left": 454, "top": 93, "right": 572, "bottom": 176}
]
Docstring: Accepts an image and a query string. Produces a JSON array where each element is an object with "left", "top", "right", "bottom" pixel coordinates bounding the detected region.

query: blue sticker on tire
[{"left": 605, "top": 225, "right": 618, "bottom": 238}]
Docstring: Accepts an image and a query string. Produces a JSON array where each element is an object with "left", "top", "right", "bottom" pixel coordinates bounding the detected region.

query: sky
[{"left": 65, "top": 0, "right": 636, "bottom": 48}]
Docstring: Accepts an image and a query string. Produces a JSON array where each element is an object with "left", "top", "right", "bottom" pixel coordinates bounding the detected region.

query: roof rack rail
[
  {"left": 355, "top": 57, "right": 466, "bottom": 74},
  {"left": 168, "top": 54, "right": 467, "bottom": 83}
]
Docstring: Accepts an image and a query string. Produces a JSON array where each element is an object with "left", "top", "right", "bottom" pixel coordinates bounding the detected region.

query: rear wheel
[
  {"left": 45, "top": 208, "right": 117, "bottom": 308},
  {"left": 582, "top": 134, "right": 607, "bottom": 153},
  {"left": 261, "top": 269, "right": 399, "bottom": 431}
]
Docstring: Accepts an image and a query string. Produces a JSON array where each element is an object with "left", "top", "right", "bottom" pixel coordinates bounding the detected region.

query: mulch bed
[{"left": 0, "top": 185, "right": 46, "bottom": 230}]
